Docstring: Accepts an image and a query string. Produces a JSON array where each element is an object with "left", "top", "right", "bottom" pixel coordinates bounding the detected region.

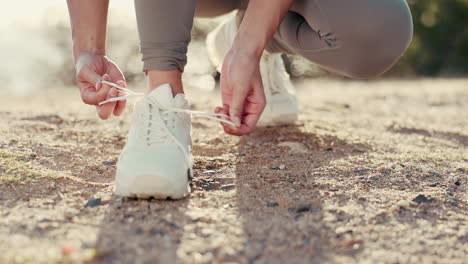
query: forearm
[
  {"left": 233, "top": 0, "right": 294, "bottom": 57},
  {"left": 67, "top": 0, "right": 109, "bottom": 61}
]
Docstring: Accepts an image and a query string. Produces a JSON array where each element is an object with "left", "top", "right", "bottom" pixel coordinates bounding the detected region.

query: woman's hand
[
  {"left": 75, "top": 52, "right": 127, "bottom": 119},
  {"left": 215, "top": 49, "right": 266, "bottom": 136}
]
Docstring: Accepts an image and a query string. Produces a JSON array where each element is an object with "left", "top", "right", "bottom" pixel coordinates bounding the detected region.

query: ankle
[{"left": 146, "top": 69, "right": 184, "bottom": 96}]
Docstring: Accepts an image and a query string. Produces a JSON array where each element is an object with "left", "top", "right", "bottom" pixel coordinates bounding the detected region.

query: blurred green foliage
[{"left": 401, "top": 0, "right": 468, "bottom": 75}]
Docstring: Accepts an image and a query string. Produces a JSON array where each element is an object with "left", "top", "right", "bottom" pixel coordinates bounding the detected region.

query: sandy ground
[{"left": 0, "top": 78, "right": 466, "bottom": 264}]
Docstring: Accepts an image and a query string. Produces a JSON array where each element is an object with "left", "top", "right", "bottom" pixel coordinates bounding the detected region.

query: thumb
[
  {"left": 80, "top": 65, "right": 103, "bottom": 90},
  {"left": 229, "top": 84, "right": 248, "bottom": 128}
]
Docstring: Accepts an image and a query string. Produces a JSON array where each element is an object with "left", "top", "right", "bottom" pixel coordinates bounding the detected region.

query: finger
[
  {"left": 96, "top": 80, "right": 118, "bottom": 120},
  {"left": 215, "top": 107, "right": 236, "bottom": 134},
  {"left": 229, "top": 83, "right": 249, "bottom": 128},
  {"left": 113, "top": 80, "right": 127, "bottom": 116},
  {"left": 239, "top": 113, "right": 260, "bottom": 134},
  {"left": 95, "top": 74, "right": 112, "bottom": 103},
  {"left": 79, "top": 65, "right": 102, "bottom": 90},
  {"left": 237, "top": 80, "right": 265, "bottom": 134},
  {"left": 78, "top": 67, "right": 104, "bottom": 105},
  {"left": 79, "top": 74, "right": 111, "bottom": 106},
  {"left": 79, "top": 83, "right": 99, "bottom": 105}
]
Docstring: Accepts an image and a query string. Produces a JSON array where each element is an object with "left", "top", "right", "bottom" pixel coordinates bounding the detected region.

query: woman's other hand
[
  {"left": 75, "top": 52, "right": 127, "bottom": 120},
  {"left": 216, "top": 49, "right": 266, "bottom": 136}
]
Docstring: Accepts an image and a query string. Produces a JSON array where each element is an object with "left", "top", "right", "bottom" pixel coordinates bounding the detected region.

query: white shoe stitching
[{"left": 99, "top": 80, "right": 235, "bottom": 171}]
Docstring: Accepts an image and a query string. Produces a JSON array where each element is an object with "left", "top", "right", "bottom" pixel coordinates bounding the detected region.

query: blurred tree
[{"left": 403, "top": 0, "right": 468, "bottom": 75}]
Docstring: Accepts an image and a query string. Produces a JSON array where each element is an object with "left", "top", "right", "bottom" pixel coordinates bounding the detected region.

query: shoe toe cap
[{"left": 115, "top": 147, "right": 190, "bottom": 197}]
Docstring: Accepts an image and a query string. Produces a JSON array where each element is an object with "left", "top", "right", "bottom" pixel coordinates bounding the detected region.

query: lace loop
[{"left": 99, "top": 80, "right": 235, "bottom": 127}]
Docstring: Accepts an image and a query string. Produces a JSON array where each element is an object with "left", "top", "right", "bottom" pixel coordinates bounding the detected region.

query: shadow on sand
[{"left": 92, "top": 125, "right": 368, "bottom": 263}]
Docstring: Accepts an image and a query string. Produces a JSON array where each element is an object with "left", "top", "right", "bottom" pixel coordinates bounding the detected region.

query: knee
[{"left": 344, "top": 0, "right": 413, "bottom": 79}]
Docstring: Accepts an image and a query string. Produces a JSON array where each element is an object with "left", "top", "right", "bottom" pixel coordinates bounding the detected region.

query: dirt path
[{"left": 0, "top": 78, "right": 466, "bottom": 264}]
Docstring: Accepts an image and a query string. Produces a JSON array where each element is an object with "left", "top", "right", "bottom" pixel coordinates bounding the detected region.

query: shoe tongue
[
  {"left": 147, "top": 84, "right": 174, "bottom": 107},
  {"left": 173, "top": 93, "right": 189, "bottom": 109}
]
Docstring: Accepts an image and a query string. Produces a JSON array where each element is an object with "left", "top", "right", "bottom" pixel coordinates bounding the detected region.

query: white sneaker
[
  {"left": 206, "top": 12, "right": 299, "bottom": 127},
  {"left": 99, "top": 81, "right": 234, "bottom": 199},
  {"left": 115, "top": 85, "right": 192, "bottom": 199}
]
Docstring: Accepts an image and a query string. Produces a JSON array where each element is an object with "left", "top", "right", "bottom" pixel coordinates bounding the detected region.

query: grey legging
[{"left": 135, "top": 0, "right": 413, "bottom": 79}]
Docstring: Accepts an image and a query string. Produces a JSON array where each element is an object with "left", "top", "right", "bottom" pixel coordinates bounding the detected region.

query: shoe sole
[{"left": 115, "top": 171, "right": 191, "bottom": 200}]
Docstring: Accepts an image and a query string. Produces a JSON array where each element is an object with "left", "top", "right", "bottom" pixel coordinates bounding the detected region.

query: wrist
[
  {"left": 73, "top": 41, "right": 105, "bottom": 63},
  {"left": 232, "top": 35, "right": 265, "bottom": 60}
]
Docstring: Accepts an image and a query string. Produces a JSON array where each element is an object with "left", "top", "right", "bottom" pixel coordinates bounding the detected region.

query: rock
[
  {"left": 220, "top": 184, "right": 236, "bottom": 191},
  {"left": 279, "top": 164, "right": 286, "bottom": 170},
  {"left": 84, "top": 198, "right": 102, "bottom": 208},
  {"left": 395, "top": 200, "right": 412, "bottom": 208},
  {"left": 449, "top": 199, "right": 458, "bottom": 206},
  {"left": 202, "top": 184, "right": 214, "bottom": 191},
  {"left": 135, "top": 227, "right": 144, "bottom": 234},
  {"left": 353, "top": 146, "right": 366, "bottom": 153},
  {"left": 355, "top": 169, "right": 371, "bottom": 175},
  {"left": 446, "top": 188, "right": 455, "bottom": 195},
  {"left": 412, "top": 194, "right": 434, "bottom": 204},
  {"left": 150, "top": 228, "right": 165, "bottom": 236},
  {"left": 296, "top": 205, "right": 312, "bottom": 213},
  {"left": 278, "top": 141, "right": 309, "bottom": 154},
  {"left": 267, "top": 200, "right": 279, "bottom": 207},
  {"left": 102, "top": 160, "right": 116, "bottom": 166},
  {"left": 454, "top": 181, "right": 461, "bottom": 186}
]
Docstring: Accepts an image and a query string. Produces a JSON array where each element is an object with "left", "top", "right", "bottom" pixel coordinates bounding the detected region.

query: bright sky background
[{"left": 0, "top": 0, "right": 135, "bottom": 27}]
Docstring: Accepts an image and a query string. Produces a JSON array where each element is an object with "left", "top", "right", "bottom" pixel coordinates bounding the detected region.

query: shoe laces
[{"left": 99, "top": 80, "right": 235, "bottom": 168}]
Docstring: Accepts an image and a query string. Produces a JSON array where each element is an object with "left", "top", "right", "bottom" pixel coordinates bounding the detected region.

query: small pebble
[
  {"left": 84, "top": 198, "right": 102, "bottom": 208},
  {"left": 446, "top": 188, "right": 455, "bottom": 195},
  {"left": 353, "top": 146, "right": 366, "bottom": 153},
  {"left": 396, "top": 200, "right": 411, "bottom": 208},
  {"left": 296, "top": 205, "right": 312, "bottom": 213},
  {"left": 449, "top": 199, "right": 458, "bottom": 206},
  {"left": 454, "top": 181, "right": 461, "bottom": 186},
  {"left": 412, "top": 194, "right": 434, "bottom": 204},
  {"left": 278, "top": 141, "right": 309, "bottom": 154},
  {"left": 267, "top": 200, "right": 279, "bottom": 207},
  {"left": 150, "top": 228, "right": 165, "bottom": 236},
  {"left": 202, "top": 184, "right": 214, "bottom": 191},
  {"left": 102, "top": 160, "right": 116, "bottom": 166},
  {"left": 220, "top": 184, "right": 236, "bottom": 191},
  {"left": 279, "top": 164, "right": 286, "bottom": 170}
]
